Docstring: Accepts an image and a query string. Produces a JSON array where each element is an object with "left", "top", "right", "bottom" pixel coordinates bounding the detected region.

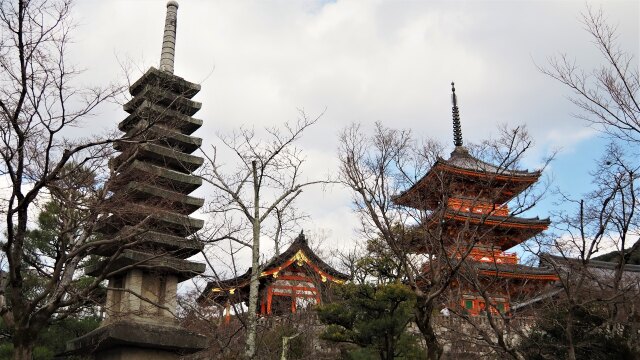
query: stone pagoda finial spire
[
  {"left": 451, "top": 82, "right": 463, "bottom": 147},
  {"left": 160, "top": 1, "right": 179, "bottom": 73}
]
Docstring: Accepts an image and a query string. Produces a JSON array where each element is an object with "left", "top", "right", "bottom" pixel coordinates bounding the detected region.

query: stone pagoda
[
  {"left": 394, "top": 83, "right": 558, "bottom": 315},
  {"left": 67, "top": 2, "right": 207, "bottom": 358}
]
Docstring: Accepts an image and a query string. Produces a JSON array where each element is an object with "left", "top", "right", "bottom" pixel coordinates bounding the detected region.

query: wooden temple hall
[
  {"left": 199, "top": 232, "right": 349, "bottom": 321},
  {"left": 393, "top": 83, "right": 558, "bottom": 316}
]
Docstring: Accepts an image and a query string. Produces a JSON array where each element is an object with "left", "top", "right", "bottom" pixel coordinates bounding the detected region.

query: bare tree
[
  {"left": 524, "top": 143, "right": 640, "bottom": 360},
  {"left": 531, "top": 7, "right": 640, "bottom": 359},
  {"left": 338, "top": 121, "right": 549, "bottom": 360},
  {"left": 541, "top": 6, "right": 639, "bottom": 144},
  {"left": 338, "top": 122, "right": 453, "bottom": 359},
  {"left": 198, "top": 111, "right": 328, "bottom": 359},
  {"left": 0, "top": 0, "right": 135, "bottom": 358}
]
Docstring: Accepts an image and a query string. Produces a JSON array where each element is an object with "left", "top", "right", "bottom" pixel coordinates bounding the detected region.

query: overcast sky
[{"left": 66, "top": 0, "right": 639, "bottom": 277}]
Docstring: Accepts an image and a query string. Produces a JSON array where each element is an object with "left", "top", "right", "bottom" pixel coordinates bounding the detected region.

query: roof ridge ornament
[
  {"left": 160, "top": 1, "right": 179, "bottom": 73},
  {"left": 451, "top": 82, "right": 463, "bottom": 147}
]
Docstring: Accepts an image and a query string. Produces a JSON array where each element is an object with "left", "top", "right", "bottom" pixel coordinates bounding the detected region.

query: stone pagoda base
[{"left": 65, "top": 321, "right": 207, "bottom": 359}]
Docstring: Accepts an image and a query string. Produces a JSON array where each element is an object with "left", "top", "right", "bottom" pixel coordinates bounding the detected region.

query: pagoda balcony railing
[
  {"left": 444, "top": 247, "right": 519, "bottom": 265},
  {"left": 467, "top": 249, "right": 518, "bottom": 265},
  {"left": 419, "top": 252, "right": 519, "bottom": 275},
  {"left": 448, "top": 198, "right": 509, "bottom": 216}
]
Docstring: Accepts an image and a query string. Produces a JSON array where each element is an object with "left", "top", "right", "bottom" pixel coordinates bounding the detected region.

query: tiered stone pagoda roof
[
  {"left": 88, "top": 66, "right": 206, "bottom": 277},
  {"left": 68, "top": 2, "right": 207, "bottom": 356},
  {"left": 90, "top": 68, "right": 204, "bottom": 266}
]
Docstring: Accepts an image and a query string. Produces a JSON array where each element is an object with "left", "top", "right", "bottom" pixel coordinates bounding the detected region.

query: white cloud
[{"left": 66, "top": 0, "right": 638, "bottom": 274}]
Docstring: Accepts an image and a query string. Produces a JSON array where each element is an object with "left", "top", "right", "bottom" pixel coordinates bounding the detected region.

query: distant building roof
[
  {"left": 542, "top": 253, "right": 640, "bottom": 273},
  {"left": 512, "top": 252, "right": 640, "bottom": 311}
]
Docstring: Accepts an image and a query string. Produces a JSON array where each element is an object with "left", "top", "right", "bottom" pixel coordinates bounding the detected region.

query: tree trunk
[
  {"left": 245, "top": 161, "right": 261, "bottom": 359},
  {"left": 245, "top": 219, "right": 260, "bottom": 359},
  {"left": 12, "top": 346, "right": 32, "bottom": 360},
  {"left": 280, "top": 332, "right": 300, "bottom": 360},
  {"left": 414, "top": 296, "right": 442, "bottom": 360},
  {"left": 566, "top": 309, "right": 576, "bottom": 360},
  {"left": 13, "top": 334, "right": 34, "bottom": 360},
  {"left": 385, "top": 334, "right": 394, "bottom": 360}
]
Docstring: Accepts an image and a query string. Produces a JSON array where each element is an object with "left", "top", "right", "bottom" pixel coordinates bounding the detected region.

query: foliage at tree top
[
  {"left": 0, "top": 316, "right": 99, "bottom": 360},
  {"left": 517, "top": 305, "right": 637, "bottom": 360},
  {"left": 317, "top": 283, "right": 426, "bottom": 360}
]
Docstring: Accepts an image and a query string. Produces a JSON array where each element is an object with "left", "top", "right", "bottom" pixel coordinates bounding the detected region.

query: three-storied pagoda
[
  {"left": 67, "top": 2, "right": 207, "bottom": 358},
  {"left": 199, "top": 232, "right": 349, "bottom": 322},
  {"left": 394, "top": 84, "right": 558, "bottom": 315}
]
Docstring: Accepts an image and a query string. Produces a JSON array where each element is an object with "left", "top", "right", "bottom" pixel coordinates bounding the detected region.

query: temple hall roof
[{"left": 199, "top": 232, "right": 349, "bottom": 304}]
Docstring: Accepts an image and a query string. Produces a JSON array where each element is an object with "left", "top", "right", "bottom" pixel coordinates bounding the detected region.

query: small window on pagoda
[{"left": 465, "top": 300, "right": 473, "bottom": 309}]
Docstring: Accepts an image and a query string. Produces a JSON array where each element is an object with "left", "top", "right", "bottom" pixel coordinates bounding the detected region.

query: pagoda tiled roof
[
  {"left": 442, "top": 146, "right": 540, "bottom": 178},
  {"left": 199, "top": 232, "right": 349, "bottom": 304},
  {"left": 394, "top": 146, "right": 542, "bottom": 208},
  {"left": 410, "top": 210, "right": 550, "bottom": 251},
  {"left": 471, "top": 261, "right": 559, "bottom": 280},
  {"left": 129, "top": 67, "right": 201, "bottom": 99},
  {"left": 425, "top": 255, "right": 559, "bottom": 281},
  {"left": 442, "top": 209, "right": 550, "bottom": 227}
]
